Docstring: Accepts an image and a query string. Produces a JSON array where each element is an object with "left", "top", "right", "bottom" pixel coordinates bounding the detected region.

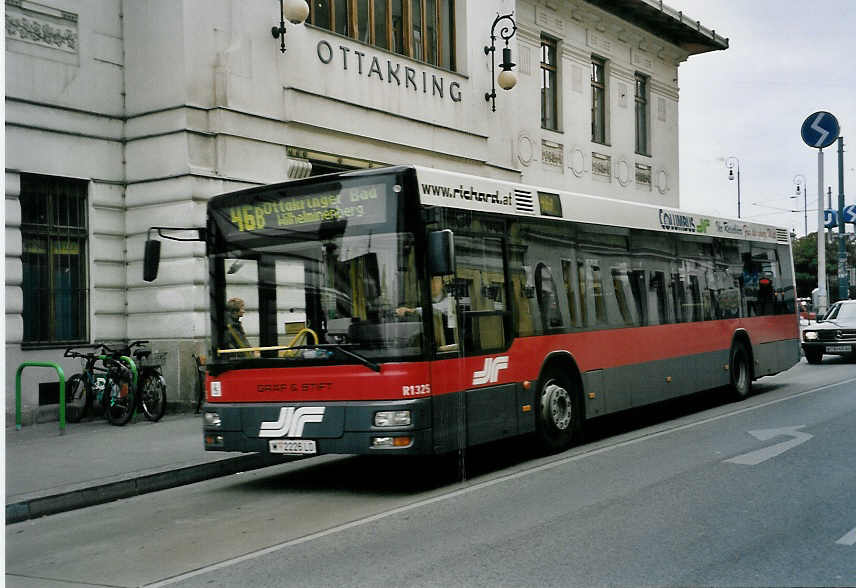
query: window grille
[{"left": 20, "top": 174, "right": 89, "bottom": 345}]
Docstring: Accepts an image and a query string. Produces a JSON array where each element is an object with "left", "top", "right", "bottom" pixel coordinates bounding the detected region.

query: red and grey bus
[{"left": 145, "top": 165, "right": 800, "bottom": 455}]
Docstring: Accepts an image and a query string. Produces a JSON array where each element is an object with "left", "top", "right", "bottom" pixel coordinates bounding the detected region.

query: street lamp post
[
  {"left": 726, "top": 156, "right": 741, "bottom": 218},
  {"left": 792, "top": 174, "right": 807, "bottom": 236}
]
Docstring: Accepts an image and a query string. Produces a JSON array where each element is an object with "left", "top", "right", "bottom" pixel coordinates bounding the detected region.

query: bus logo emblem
[
  {"left": 472, "top": 356, "right": 509, "bottom": 385},
  {"left": 258, "top": 407, "right": 326, "bottom": 438}
]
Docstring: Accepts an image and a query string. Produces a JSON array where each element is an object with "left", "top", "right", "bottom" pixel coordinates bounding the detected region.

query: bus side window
[
  {"left": 650, "top": 271, "right": 668, "bottom": 325},
  {"left": 629, "top": 269, "right": 647, "bottom": 325},
  {"left": 561, "top": 259, "right": 579, "bottom": 327},
  {"left": 591, "top": 264, "right": 606, "bottom": 324},
  {"left": 611, "top": 268, "right": 636, "bottom": 326},
  {"left": 535, "top": 262, "right": 563, "bottom": 330},
  {"left": 577, "top": 261, "right": 589, "bottom": 327}
]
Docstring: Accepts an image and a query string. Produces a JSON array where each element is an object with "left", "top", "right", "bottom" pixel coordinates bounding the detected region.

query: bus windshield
[{"left": 208, "top": 174, "right": 424, "bottom": 363}]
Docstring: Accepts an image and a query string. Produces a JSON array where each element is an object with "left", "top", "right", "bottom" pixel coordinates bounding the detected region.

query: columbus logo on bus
[
  {"left": 258, "top": 407, "right": 325, "bottom": 438},
  {"left": 472, "top": 356, "right": 509, "bottom": 385},
  {"left": 658, "top": 209, "right": 697, "bottom": 233}
]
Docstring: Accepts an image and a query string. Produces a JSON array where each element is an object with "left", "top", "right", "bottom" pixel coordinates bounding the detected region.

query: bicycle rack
[
  {"left": 16, "top": 362, "right": 67, "bottom": 435},
  {"left": 119, "top": 355, "right": 139, "bottom": 390}
]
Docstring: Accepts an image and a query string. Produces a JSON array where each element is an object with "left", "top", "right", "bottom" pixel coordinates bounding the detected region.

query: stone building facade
[{"left": 5, "top": 0, "right": 726, "bottom": 422}]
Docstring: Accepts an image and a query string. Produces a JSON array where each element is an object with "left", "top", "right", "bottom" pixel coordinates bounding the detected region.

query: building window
[
  {"left": 20, "top": 174, "right": 89, "bottom": 345},
  {"left": 540, "top": 36, "right": 558, "bottom": 131},
  {"left": 591, "top": 56, "right": 607, "bottom": 144},
  {"left": 635, "top": 73, "right": 649, "bottom": 155},
  {"left": 310, "top": 0, "right": 456, "bottom": 70}
]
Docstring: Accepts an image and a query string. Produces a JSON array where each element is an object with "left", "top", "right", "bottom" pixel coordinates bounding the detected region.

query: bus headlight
[
  {"left": 804, "top": 331, "right": 818, "bottom": 341},
  {"left": 374, "top": 410, "right": 411, "bottom": 427},
  {"left": 204, "top": 411, "right": 222, "bottom": 427}
]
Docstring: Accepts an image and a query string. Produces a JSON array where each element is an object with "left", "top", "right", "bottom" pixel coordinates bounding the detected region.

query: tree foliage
[{"left": 792, "top": 232, "right": 856, "bottom": 300}]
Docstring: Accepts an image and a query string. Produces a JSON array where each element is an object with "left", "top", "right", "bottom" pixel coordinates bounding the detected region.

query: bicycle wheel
[
  {"left": 140, "top": 373, "right": 167, "bottom": 422},
  {"left": 65, "top": 374, "right": 89, "bottom": 423},
  {"left": 105, "top": 371, "right": 135, "bottom": 426}
]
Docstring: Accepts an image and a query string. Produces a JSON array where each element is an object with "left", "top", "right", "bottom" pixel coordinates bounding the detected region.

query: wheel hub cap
[{"left": 543, "top": 382, "right": 571, "bottom": 431}]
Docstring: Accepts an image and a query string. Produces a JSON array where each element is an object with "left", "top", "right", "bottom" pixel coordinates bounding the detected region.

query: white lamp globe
[
  {"left": 284, "top": 0, "right": 309, "bottom": 25},
  {"left": 497, "top": 69, "right": 517, "bottom": 91}
]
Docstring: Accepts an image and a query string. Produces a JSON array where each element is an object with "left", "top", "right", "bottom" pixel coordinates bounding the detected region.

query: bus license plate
[
  {"left": 269, "top": 439, "right": 317, "bottom": 455},
  {"left": 826, "top": 345, "right": 852, "bottom": 353}
]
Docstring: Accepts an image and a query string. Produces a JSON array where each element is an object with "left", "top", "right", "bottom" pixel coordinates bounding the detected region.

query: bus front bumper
[{"left": 202, "top": 399, "right": 434, "bottom": 456}]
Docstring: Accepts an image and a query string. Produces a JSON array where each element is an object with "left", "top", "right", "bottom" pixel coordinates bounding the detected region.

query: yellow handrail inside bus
[
  {"left": 217, "top": 327, "right": 318, "bottom": 357},
  {"left": 216, "top": 329, "right": 320, "bottom": 357},
  {"left": 279, "top": 328, "right": 319, "bottom": 357}
]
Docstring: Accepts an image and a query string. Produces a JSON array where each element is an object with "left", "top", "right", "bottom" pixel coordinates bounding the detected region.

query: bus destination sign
[{"left": 220, "top": 183, "right": 387, "bottom": 234}]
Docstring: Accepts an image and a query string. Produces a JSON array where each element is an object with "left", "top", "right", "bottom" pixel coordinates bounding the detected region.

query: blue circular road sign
[{"left": 801, "top": 111, "right": 840, "bottom": 149}]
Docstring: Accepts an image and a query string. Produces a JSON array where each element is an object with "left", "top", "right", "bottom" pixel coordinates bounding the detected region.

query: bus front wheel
[{"left": 535, "top": 370, "right": 582, "bottom": 453}]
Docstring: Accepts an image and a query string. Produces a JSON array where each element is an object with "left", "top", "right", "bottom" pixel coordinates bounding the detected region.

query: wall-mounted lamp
[
  {"left": 271, "top": 0, "right": 309, "bottom": 54},
  {"left": 484, "top": 13, "right": 518, "bottom": 112},
  {"left": 725, "top": 156, "right": 741, "bottom": 218}
]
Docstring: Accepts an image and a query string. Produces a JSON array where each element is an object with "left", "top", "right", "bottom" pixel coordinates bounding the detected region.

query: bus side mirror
[
  {"left": 428, "top": 229, "right": 455, "bottom": 276},
  {"left": 143, "top": 239, "right": 161, "bottom": 282}
]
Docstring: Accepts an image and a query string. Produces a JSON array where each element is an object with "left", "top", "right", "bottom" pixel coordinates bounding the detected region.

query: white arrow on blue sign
[
  {"left": 844, "top": 204, "right": 856, "bottom": 224},
  {"left": 801, "top": 111, "right": 840, "bottom": 149},
  {"left": 824, "top": 209, "right": 839, "bottom": 228}
]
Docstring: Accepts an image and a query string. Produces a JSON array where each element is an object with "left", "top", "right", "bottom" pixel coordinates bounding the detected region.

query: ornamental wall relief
[
  {"left": 517, "top": 132, "right": 535, "bottom": 167},
  {"left": 6, "top": 0, "right": 79, "bottom": 54},
  {"left": 569, "top": 148, "right": 586, "bottom": 177}
]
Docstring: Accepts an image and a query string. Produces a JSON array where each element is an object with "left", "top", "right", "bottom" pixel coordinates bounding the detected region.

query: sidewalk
[{"left": 5, "top": 412, "right": 281, "bottom": 524}]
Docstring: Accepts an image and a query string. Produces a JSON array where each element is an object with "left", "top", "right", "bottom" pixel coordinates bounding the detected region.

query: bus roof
[
  {"left": 412, "top": 165, "right": 790, "bottom": 246},
  {"left": 208, "top": 165, "right": 790, "bottom": 246}
]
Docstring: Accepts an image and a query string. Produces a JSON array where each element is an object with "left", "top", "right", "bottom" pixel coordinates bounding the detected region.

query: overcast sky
[{"left": 674, "top": 0, "right": 856, "bottom": 236}]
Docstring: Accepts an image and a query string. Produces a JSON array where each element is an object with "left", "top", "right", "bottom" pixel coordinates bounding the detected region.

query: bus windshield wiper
[
  {"left": 285, "top": 344, "right": 381, "bottom": 372},
  {"left": 323, "top": 344, "right": 381, "bottom": 372}
]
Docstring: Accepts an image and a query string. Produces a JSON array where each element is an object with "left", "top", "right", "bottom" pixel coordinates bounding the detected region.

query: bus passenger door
[{"left": 452, "top": 231, "right": 518, "bottom": 445}]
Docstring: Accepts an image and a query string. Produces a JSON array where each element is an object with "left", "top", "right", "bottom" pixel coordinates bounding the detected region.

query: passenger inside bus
[{"left": 224, "top": 297, "right": 259, "bottom": 357}]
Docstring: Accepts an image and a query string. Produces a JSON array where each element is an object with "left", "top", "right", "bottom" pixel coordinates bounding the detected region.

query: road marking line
[
  {"left": 836, "top": 526, "right": 856, "bottom": 546},
  {"left": 145, "top": 375, "right": 856, "bottom": 587},
  {"left": 724, "top": 426, "right": 813, "bottom": 466}
]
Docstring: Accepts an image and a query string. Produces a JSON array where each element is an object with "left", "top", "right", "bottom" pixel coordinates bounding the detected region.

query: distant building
[{"left": 4, "top": 0, "right": 726, "bottom": 422}]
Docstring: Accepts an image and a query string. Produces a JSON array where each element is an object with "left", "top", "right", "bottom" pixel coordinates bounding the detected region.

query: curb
[{"left": 6, "top": 453, "right": 284, "bottom": 524}]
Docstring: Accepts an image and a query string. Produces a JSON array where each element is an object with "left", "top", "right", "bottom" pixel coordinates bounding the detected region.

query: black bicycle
[
  {"left": 64, "top": 347, "right": 136, "bottom": 426},
  {"left": 100, "top": 341, "right": 167, "bottom": 422}
]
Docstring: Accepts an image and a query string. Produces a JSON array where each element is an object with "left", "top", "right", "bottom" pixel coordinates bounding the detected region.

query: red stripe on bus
[{"left": 207, "top": 315, "right": 797, "bottom": 403}]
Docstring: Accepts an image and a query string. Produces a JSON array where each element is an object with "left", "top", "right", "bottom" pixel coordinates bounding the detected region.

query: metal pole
[
  {"left": 827, "top": 186, "right": 833, "bottom": 247},
  {"left": 737, "top": 167, "right": 741, "bottom": 219},
  {"left": 838, "top": 136, "right": 849, "bottom": 299},
  {"left": 817, "top": 149, "right": 827, "bottom": 314}
]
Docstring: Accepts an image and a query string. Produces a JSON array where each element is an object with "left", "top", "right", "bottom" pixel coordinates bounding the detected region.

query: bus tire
[
  {"left": 729, "top": 342, "right": 752, "bottom": 400},
  {"left": 535, "top": 369, "right": 582, "bottom": 453}
]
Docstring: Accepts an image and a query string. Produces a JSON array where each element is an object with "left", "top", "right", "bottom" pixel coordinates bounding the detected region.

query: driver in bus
[{"left": 396, "top": 276, "right": 457, "bottom": 347}]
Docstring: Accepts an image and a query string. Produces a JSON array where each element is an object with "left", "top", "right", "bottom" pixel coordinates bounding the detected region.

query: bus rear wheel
[
  {"left": 535, "top": 370, "right": 582, "bottom": 453},
  {"left": 729, "top": 342, "right": 752, "bottom": 400}
]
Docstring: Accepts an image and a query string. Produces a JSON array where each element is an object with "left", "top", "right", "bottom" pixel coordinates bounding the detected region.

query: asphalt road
[{"left": 6, "top": 358, "right": 856, "bottom": 587}]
